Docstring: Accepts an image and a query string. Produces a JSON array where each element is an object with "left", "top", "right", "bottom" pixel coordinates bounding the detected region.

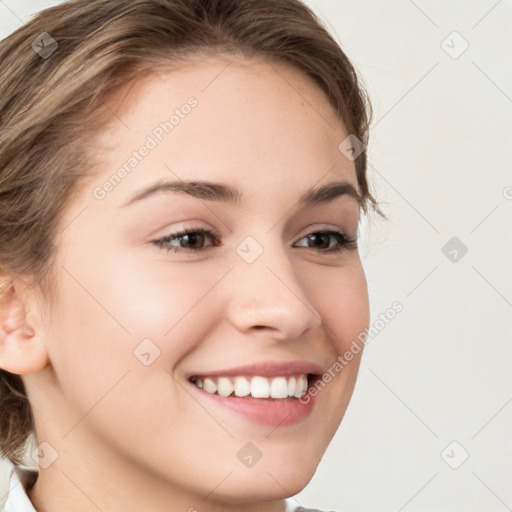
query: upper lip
[{"left": 187, "top": 361, "right": 324, "bottom": 379}]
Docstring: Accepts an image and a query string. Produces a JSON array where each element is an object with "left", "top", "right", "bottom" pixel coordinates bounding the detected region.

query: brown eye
[
  {"left": 154, "top": 228, "right": 219, "bottom": 253},
  {"left": 152, "top": 228, "right": 356, "bottom": 256},
  {"left": 294, "top": 230, "right": 357, "bottom": 254}
]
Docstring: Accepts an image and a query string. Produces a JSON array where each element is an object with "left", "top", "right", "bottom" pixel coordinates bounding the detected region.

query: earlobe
[{"left": 0, "top": 281, "right": 49, "bottom": 375}]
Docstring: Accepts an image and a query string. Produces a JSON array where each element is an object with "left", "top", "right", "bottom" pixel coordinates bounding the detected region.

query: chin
[
  {"left": 211, "top": 451, "right": 321, "bottom": 503},
  {"left": 212, "top": 467, "right": 316, "bottom": 504}
]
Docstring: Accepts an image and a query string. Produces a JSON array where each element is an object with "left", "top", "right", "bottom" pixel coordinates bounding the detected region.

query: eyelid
[
  {"left": 149, "top": 221, "right": 217, "bottom": 240},
  {"left": 295, "top": 223, "right": 355, "bottom": 240}
]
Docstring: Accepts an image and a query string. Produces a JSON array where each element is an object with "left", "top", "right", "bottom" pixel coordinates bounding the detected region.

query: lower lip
[{"left": 188, "top": 378, "right": 318, "bottom": 427}]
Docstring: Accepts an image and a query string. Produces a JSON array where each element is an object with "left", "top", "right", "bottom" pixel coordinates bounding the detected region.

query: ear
[{"left": 0, "top": 278, "right": 49, "bottom": 375}]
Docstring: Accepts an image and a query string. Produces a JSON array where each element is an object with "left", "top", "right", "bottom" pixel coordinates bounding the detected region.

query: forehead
[
  {"left": 86, "top": 55, "right": 357, "bottom": 208},
  {"left": 103, "top": 53, "right": 341, "bottom": 127}
]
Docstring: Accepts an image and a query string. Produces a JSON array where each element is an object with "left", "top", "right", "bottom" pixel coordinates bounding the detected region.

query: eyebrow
[{"left": 122, "top": 179, "right": 363, "bottom": 209}]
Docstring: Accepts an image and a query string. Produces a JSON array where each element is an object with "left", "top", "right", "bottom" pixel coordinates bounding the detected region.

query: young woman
[{"left": 0, "top": 0, "right": 383, "bottom": 510}]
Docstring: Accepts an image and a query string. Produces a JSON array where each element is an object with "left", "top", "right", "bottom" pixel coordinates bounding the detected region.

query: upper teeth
[{"left": 191, "top": 375, "right": 309, "bottom": 399}]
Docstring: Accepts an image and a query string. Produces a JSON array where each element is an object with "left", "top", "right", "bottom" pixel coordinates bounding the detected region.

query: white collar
[{"left": 1, "top": 462, "right": 38, "bottom": 512}]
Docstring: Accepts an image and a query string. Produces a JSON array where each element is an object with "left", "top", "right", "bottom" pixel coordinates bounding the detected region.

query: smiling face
[{"left": 24, "top": 54, "right": 370, "bottom": 510}]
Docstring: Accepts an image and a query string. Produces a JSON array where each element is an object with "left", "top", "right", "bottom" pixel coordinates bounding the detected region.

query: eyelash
[{"left": 153, "top": 227, "right": 357, "bottom": 256}]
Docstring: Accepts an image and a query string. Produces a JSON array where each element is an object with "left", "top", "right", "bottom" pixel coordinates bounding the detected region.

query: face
[{"left": 26, "top": 55, "right": 370, "bottom": 507}]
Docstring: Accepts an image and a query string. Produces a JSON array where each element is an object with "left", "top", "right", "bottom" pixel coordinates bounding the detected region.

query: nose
[{"left": 225, "top": 243, "right": 322, "bottom": 341}]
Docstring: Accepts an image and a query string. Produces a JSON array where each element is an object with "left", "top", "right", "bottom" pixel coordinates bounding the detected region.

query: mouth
[{"left": 186, "top": 362, "right": 323, "bottom": 427}]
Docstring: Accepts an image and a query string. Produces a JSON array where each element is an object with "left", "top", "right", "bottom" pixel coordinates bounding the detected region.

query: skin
[{"left": 0, "top": 54, "right": 370, "bottom": 512}]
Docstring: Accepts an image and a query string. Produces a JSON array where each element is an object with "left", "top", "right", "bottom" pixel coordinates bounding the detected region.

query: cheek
[
  {"left": 313, "top": 260, "right": 370, "bottom": 353},
  {"left": 44, "top": 268, "right": 134, "bottom": 411},
  {"left": 101, "top": 254, "right": 227, "bottom": 359},
  {"left": 308, "top": 261, "right": 369, "bottom": 413}
]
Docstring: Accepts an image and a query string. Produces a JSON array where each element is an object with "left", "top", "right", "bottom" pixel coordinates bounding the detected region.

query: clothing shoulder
[
  {"left": 294, "top": 508, "right": 335, "bottom": 512},
  {"left": 287, "top": 503, "right": 337, "bottom": 512}
]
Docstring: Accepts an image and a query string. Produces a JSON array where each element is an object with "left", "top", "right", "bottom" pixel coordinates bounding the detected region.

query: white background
[{"left": 1, "top": 1, "right": 511, "bottom": 511}]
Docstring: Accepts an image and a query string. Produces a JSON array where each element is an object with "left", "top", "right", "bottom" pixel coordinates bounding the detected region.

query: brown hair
[{"left": 0, "top": 0, "right": 383, "bottom": 465}]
